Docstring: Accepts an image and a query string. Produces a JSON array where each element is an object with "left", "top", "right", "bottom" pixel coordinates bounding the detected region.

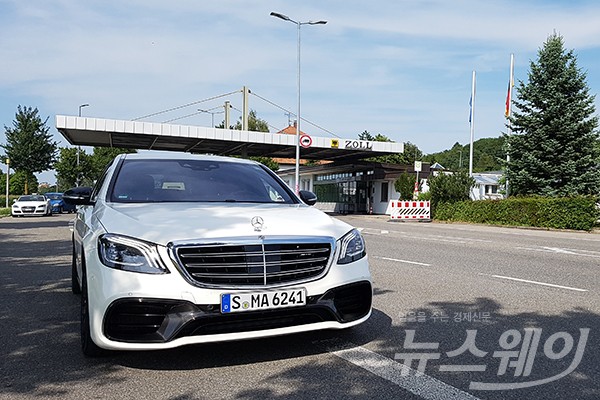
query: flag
[
  {"left": 504, "top": 81, "right": 511, "bottom": 117},
  {"left": 505, "top": 54, "right": 514, "bottom": 118},
  {"left": 469, "top": 96, "right": 472, "bottom": 124}
]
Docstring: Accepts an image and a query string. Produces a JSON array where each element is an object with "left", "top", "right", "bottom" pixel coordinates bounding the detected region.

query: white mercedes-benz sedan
[{"left": 64, "top": 152, "right": 372, "bottom": 356}]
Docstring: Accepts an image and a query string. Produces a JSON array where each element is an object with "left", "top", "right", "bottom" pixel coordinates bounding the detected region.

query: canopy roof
[{"left": 56, "top": 116, "right": 403, "bottom": 161}]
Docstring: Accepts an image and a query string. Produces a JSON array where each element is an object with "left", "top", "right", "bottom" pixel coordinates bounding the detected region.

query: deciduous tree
[{"left": 1, "top": 106, "right": 58, "bottom": 193}]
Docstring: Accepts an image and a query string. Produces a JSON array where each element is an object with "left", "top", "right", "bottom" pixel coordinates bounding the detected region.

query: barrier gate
[{"left": 390, "top": 200, "right": 431, "bottom": 220}]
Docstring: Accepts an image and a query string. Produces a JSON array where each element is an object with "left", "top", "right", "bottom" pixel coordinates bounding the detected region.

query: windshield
[
  {"left": 18, "top": 195, "right": 46, "bottom": 202},
  {"left": 46, "top": 194, "right": 62, "bottom": 200},
  {"left": 110, "top": 159, "right": 297, "bottom": 204}
]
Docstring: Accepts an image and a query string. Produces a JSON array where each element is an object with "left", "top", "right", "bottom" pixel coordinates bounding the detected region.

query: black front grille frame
[{"left": 169, "top": 236, "right": 336, "bottom": 289}]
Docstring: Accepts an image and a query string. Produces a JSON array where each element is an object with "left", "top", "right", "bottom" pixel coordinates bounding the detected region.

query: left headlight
[
  {"left": 337, "top": 228, "right": 366, "bottom": 264},
  {"left": 98, "top": 234, "right": 169, "bottom": 274}
]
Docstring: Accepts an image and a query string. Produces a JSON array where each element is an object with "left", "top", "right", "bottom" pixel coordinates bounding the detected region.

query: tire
[
  {"left": 80, "top": 257, "right": 107, "bottom": 357},
  {"left": 71, "top": 243, "right": 81, "bottom": 295}
]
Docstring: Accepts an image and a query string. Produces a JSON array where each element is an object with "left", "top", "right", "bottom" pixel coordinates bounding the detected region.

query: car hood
[{"left": 95, "top": 202, "right": 353, "bottom": 246}]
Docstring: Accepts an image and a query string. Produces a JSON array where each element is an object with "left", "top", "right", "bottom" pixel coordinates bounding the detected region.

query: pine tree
[
  {"left": 506, "top": 34, "right": 600, "bottom": 196},
  {"left": 1, "top": 106, "right": 58, "bottom": 194}
]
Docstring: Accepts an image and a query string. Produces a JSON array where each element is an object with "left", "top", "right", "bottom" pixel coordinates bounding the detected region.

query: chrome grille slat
[
  {"left": 179, "top": 248, "right": 330, "bottom": 259},
  {"left": 184, "top": 256, "right": 329, "bottom": 270},
  {"left": 191, "top": 266, "right": 324, "bottom": 279},
  {"left": 173, "top": 239, "right": 333, "bottom": 287}
]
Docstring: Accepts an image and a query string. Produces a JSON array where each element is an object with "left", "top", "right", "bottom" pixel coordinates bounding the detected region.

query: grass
[{"left": 0, "top": 208, "right": 10, "bottom": 217}]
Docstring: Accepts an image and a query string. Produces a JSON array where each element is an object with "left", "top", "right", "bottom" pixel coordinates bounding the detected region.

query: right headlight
[
  {"left": 337, "top": 228, "right": 366, "bottom": 264},
  {"left": 98, "top": 234, "right": 169, "bottom": 274}
]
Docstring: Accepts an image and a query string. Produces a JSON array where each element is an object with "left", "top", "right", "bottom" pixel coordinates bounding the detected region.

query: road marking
[
  {"left": 360, "top": 228, "right": 471, "bottom": 244},
  {"left": 517, "top": 246, "right": 600, "bottom": 259},
  {"left": 319, "top": 340, "right": 481, "bottom": 400},
  {"left": 375, "top": 256, "right": 431, "bottom": 267},
  {"left": 481, "top": 274, "right": 588, "bottom": 292}
]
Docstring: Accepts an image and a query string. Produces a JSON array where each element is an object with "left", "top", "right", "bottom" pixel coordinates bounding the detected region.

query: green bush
[
  {"left": 0, "top": 195, "right": 19, "bottom": 207},
  {"left": 0, "top": 208, "right": 10, "bottom": 217},
  {"left": 435, "top": 196, "right": 599, "bottom": 231},
  {"left": 394, "top": 173, "right": 415, "bottom": 200},
  {"left": 429, "top": 172, "right": 474, "bottom": 211}
]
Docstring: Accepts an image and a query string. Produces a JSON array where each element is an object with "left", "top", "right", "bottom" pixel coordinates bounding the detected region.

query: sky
[{"left": 1, "top": 0, "right": 600, "bottom": 185}]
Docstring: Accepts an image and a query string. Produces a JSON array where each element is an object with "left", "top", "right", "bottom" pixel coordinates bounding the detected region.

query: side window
[{"left": 90, "top": 161, "right": 114, "bottom": 202}]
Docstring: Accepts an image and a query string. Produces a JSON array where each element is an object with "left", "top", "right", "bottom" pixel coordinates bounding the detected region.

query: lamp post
[
  {"left": 270, "top": 11, "right": 327, "bottom": 193},
  {"left": 77, "top": 104, "right": 89, "bottom": 186},
  {"left": 5, "top": 158, "right": 9, "bottom": 209},
  {"left": 78, "top": 103, "right": 89, "bottom": 117}
]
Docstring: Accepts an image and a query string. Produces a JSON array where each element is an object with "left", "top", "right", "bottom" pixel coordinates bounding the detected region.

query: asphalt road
[{"left": 0, "top": 213, "right": 598, "bottom": 400}]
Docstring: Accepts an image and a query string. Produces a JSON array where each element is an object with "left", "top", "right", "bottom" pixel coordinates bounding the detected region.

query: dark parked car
[{"left": 45, "top": 192, "right": 76, "bottom": 213}]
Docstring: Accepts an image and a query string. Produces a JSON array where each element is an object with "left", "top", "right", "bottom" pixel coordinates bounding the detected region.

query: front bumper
[
  {"left": 12, "top": 208, "right": 47, "bottom": 216},
  {"left": 104, "top": 281, "right": 372, "bottom": 344},
  {"left": 86, "top": 245, "right": 372, "bottom": 351}
]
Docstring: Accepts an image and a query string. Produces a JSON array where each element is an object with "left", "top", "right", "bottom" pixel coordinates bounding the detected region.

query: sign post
[
  {"left": 5, "top": 158, "right": 9, "bottom": 208},
  {"left": 413, "top": 160, "right": 422, "bottom": 199}
]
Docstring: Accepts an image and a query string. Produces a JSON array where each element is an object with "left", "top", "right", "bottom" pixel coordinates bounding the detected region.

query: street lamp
[
  {"left": 78, "top": 103, "right": 89, "bottom": 117},
  {"left": 77, "top": 104, "right": 89, "bottom": 185},
  {"left": 270, "top": 11, "right": 327, "bottom": 193}
]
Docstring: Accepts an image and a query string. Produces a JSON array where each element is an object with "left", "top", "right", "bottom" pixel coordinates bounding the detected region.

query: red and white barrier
[{"left": 390, "top": 200, "right": 431, "bottom": 220}]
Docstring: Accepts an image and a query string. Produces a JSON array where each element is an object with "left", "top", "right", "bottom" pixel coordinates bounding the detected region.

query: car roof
[{"left": 118, "top": 152, "right": 259, "bottom": 165}]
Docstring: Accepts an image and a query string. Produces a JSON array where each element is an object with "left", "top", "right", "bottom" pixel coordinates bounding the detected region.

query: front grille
[{"left": 172, "top": 238, "right": 334, "bottom": 287}]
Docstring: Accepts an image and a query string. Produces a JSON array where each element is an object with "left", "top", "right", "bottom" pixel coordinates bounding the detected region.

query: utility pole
[
  {"left": 224, "top": 101, "right": 231, "bottom": 129},
  {"left": 242, "top": 86, "right": 250, "bottom": 131}
]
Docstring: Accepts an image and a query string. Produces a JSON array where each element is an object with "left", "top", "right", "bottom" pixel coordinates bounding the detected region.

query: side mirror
[
  {"left": 63, "top": 187, "right": 93, "bottom": 205},
  {"left": 299, "top": 190, "right": 318, "bottom": 206}
]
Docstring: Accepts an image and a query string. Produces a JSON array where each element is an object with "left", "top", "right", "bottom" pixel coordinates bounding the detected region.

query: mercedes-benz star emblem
[{"left": 251, "top": 216, "right": 264, "bottom": 231}]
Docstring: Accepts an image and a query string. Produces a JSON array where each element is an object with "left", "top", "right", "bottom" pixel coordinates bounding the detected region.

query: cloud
[{"left": 1, "top": 0, "right": 599, "bottom": 169}]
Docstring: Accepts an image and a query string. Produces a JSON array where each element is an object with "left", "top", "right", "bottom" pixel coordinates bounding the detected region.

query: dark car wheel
[
  {"left": 71, "top": 243, "right": 81, "bottom": 295},
  {"left": 80, "top": 257, "right": 107, "bottom": 357}
]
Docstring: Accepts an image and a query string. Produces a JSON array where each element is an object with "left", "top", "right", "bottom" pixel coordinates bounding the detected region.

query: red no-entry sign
[{"left": 299, "top": 134, "right": 312, "bottom": 148}]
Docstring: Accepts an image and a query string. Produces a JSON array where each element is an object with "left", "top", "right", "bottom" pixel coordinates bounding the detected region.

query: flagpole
[
  {"left": 505, "top": 53, "right": 514, "bottom": 197},
  {"left": 469, "top": 70, "right": 476, "bottom": 177}
]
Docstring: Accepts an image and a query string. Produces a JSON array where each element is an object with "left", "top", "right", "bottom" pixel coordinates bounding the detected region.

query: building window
[
  {"left": 381, "top": 182, "right": 389, "bottom": 202},
  {"left": 485, "top": 185, "right": 498, "bottom": 194}
]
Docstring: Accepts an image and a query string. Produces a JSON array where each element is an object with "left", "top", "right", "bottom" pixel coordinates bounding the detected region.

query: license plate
[{"left": 221, "top": 288, "right": 306, "bottom": 314}]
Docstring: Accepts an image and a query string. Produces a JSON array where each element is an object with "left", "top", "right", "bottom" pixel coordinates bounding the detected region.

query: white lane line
[
  {"left": 375, "top": 256, "right": 431, "bottom": 267},
  {"left": 517, "top": 246, "right": 600, "bottom": 259},
  {"left": 481, "top": 274, "right": 588, "bottom": 292},
  {"left": 320, "top": 340, "right": 481, "bottom": 400}
]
